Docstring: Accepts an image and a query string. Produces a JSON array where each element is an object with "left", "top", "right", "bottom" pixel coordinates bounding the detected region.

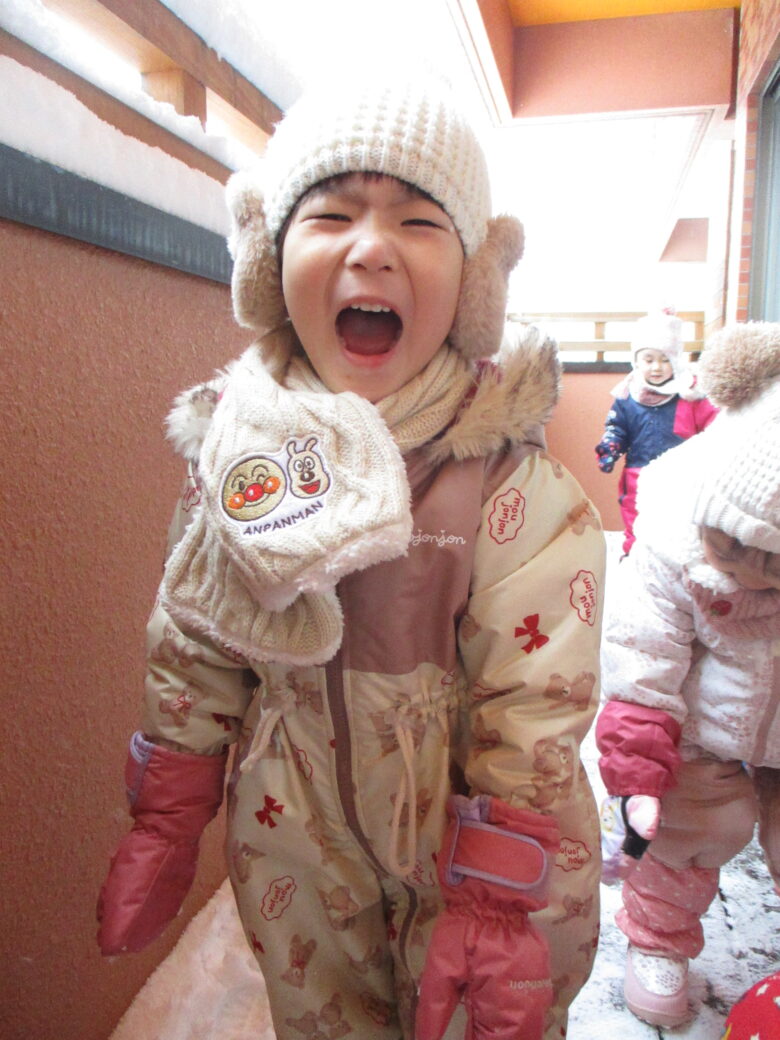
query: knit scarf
[
  {"left": 612, "top": 368, "right": 699, "bottom": 406},
  {"left": 161, "top": 344, "right": 473, "bottom": 666},
  {"left": 610, "top": 372, "right": 676, "bottom": 407}
]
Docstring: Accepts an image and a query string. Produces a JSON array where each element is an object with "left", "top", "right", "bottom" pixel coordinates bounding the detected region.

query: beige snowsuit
[{"left": 143, "top": 339, "right": 606, "bottom": 1039}]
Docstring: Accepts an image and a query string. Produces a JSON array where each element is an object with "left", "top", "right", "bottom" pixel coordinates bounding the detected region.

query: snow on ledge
[
  {"left": 1, "top": 0, "right": 259, "bottom": 172},
  {"left": 0, "top": 56, "right": 230, "bottom": 236}
]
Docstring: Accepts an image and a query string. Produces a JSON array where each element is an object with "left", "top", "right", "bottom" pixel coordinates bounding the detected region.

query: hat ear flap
[
  {"left": 225, "top": 171, "right": 299, "bottom": 379},
  {"left": 450, "top": 216, "right": 525, "bottom": 361},
  {"left": 226, "top": 170, "right": 289, "bottom": 336}
]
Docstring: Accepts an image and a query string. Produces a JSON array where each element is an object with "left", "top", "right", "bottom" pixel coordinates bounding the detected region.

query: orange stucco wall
[
  {"left": 0, "top": 218, "right": 250, "bottom": 1040},
  {"left": 512, "top": 8, "right": 737, "bottom": 118}
]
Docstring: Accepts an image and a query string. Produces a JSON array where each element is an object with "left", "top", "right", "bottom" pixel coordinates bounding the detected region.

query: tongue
[{"left": 336, "top": 309, "right": 401, "bottom": 356}]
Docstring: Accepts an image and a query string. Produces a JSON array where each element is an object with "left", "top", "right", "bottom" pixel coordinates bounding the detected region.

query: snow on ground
[{"left": 111, "top": 533, "right": 780, "bottom": 1038}]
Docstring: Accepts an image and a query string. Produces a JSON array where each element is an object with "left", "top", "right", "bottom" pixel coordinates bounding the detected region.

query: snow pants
[
  {"left": 618, "top": 466, "right": 641, "bottom": 556},
  {"left": 617, "top": 757, "right": 780, "bottom": 958}
]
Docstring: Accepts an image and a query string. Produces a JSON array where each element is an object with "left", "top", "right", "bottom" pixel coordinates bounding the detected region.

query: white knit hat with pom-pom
[
  {"left": 631, "top": 310, "right": 685, "bottom": 362},
  {"left": 691, "top": 321, "right": 780, "bottom": 552}
]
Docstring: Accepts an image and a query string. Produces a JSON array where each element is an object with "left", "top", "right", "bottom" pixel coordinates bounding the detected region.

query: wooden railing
[{"left": 507, "top": 310, "right": 706, "bottom": 362}]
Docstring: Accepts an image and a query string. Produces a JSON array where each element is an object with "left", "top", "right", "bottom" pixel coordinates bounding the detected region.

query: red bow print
[
  {"left": 255, "top": 795, "right": 284, "bottom": 828},
  {"left": 514, "top": 614, "right": 550, "bottom": 654}
]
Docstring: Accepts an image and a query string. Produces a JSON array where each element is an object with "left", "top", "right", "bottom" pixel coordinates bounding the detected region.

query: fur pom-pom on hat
[
  {"left": 690, "top": 321, "right": 780, "bottom": 552},
  {"left": 698, "top": 320, "right": 780, "bottom": 408}
]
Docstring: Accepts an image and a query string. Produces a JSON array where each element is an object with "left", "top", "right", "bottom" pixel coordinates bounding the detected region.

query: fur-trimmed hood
[{"left": 166, "top": 323, "right": 560, "bottom": 467}]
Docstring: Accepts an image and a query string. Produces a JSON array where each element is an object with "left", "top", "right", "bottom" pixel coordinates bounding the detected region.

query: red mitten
[
  {"left": 97, "top": 732, "right": 226, "bottom": 955},
  {"left": 416, "top": 794, "right": 560, "bottom": 1040}
]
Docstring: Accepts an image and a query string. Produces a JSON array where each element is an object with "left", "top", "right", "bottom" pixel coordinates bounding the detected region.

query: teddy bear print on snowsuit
[
  {"left": 285, "top": 992, "right": 351, "bottom": 1038},
  {"left": 543, "top": 671, "right": 596, "bottom": 712},
  {"left": 317, "top": 885, "right": 359, "bottom": 931},
  {"left": 281, "top": 933, "right": 318, "bottom": 989}
]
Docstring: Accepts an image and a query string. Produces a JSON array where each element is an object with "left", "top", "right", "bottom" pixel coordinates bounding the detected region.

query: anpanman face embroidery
[
  {"left": 222, "top": 456, "right": 287, "bottom": 521},
  {"left": 219, "top": 436, "right": 332, "bottom": 529}
]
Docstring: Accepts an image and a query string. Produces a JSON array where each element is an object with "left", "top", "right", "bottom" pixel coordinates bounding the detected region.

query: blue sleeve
[{"left": 598, "top": 399, "right": 629, "bottom": 454}]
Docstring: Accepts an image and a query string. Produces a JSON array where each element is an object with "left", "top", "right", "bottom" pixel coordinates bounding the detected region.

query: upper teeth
[{"left": 350, "top": 303, "right": 391, "bottom": 313}]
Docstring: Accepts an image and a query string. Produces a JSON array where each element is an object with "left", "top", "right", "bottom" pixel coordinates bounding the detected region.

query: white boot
[{"left": 624, "top": 944, "right": 690, "bottom": 1028}]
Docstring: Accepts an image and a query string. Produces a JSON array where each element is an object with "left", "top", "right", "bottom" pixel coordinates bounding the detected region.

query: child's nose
[{"left": 345, "top": 221, "right": 397, "bottom": 272}]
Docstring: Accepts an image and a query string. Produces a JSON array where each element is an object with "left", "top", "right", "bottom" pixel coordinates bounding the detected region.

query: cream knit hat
[
  {"left": 226, "top": 77, "right": 524, "bottom": 374},
  {"left": 691, "top": 321, "right": 780, "bottom": 552},
  {"left": 261, "top": 78, "right": 491, "bottom": 257}
]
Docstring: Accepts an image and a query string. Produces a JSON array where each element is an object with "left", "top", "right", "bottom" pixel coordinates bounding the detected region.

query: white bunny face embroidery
[{"left": 287, "top": 438, "right": 331, "bottom": 499}]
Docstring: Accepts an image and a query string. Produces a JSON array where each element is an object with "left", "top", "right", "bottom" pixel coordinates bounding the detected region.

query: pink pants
[
  {"left": 618, "top": 758, "right": 780, "bottom": 958},
  {"left": 618, "top": 467, "right": 640, "bottom": 556}
]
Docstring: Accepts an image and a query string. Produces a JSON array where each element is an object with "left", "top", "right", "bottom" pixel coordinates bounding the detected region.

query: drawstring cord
[
  {"left": 239, "top": 688, "right": 296, "bottom": 774},
  {"left": 238, "top": 680, "right": 457, "bottom": 883},
  {"left": 386, "top": 693, "right": 454, "bottom": 878},
  {"left": 387, "top": 719, "right": 419, "bottom": 878}
]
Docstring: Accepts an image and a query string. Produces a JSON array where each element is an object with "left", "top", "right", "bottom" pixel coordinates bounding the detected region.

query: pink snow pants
[
  {"left": 618, "top": 467, "right": 640, "bottom": 556},
  {"left": 617, "top": 758, "right": 780, "bottom": 958}
]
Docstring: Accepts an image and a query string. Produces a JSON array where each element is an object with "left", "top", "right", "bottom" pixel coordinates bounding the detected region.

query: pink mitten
[
  {"left": 97, "top": 732, "right": 226, "bottom": 955},
  {"left": 416, "top": 794, "right": 560, "bottom": 1040}
]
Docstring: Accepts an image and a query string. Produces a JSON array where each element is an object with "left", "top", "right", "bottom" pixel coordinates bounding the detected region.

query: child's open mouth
[{"left": 336, "top": 304, "right": 402, "bottom": 357}]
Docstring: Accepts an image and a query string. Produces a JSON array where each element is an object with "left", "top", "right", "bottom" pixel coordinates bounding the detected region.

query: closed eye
[
  {"left": 403, "top": 218, "right": 445, "bottom": 228},
  {"left": 306, "top": 212, "right": 351, "bottom": 223}
]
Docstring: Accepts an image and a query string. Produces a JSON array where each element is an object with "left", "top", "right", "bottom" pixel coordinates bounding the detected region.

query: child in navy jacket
[{"left": 595, "top": 311, "right": 717, "bottom": 555}]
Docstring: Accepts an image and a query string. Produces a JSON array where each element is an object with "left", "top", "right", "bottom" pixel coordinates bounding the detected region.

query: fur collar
[{"left": 166, "top": 323, "right": 560, "bottom": 466}]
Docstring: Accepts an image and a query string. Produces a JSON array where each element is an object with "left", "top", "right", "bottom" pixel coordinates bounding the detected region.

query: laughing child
[{"left": 97, "top": 78, "right": 606, "bottom": 1040}]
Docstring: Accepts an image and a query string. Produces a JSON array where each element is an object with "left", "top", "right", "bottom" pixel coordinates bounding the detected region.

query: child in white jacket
[{"left": 597, "top": 321, "right": 780, "bottom": 1029}]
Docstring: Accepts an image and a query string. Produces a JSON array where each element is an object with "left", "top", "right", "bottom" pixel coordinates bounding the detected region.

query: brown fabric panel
[{"left": 338, "top": 451, "right": 486, "bottom": 675}]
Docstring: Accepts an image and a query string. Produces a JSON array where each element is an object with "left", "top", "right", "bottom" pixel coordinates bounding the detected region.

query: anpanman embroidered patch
[{"left": 221, "top": 436, "right": 331, "bottom": 528}]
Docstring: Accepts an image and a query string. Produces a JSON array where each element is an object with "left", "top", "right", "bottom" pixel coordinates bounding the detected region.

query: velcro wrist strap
[
  {"left": 445, "top": 817, "right": 551, "bottom": 899},
  {"left": 126, "top": 731, "right": 156, "bottom": 807}
]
